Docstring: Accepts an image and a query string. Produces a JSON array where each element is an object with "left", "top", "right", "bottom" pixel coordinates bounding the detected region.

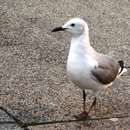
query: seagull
[{"left": 52, "top": 18, "right": 127, "bottom": 119}]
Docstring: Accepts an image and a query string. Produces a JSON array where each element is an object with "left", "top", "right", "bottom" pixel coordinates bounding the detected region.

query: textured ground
[{"left": 0, "top": 0, "right": 130, "bottom": 129}]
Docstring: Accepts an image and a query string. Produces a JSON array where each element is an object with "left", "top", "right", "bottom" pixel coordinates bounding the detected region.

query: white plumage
[{"left": 52, "top": 18, "right": 127, "bottom": 118}]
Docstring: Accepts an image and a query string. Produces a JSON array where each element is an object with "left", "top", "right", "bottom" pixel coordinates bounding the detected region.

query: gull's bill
[{"left": 51, "top": 26, "right": 65, "bottom": 32}]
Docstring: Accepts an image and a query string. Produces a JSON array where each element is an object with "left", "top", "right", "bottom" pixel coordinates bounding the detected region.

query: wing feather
[{"left": 91, "top": 55, "right": 120, "bottom": 84}]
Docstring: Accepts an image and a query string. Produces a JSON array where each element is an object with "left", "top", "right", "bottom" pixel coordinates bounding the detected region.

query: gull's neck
[{"left": 70, "top": 29, "right": 96, "bottom": 57}]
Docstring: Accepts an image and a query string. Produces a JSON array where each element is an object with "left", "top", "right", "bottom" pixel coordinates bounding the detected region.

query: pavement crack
[{"left": 0, "top": 106, "right": 29, "bottom": 130}]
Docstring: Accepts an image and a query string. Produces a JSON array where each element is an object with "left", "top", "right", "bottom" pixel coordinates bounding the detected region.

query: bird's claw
[{"left": 74, "top": 111, "right": 90, "bottom": 120}]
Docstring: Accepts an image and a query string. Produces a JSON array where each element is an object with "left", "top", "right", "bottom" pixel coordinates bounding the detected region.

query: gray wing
[{"left": 91, "top": 55, "right": 120, "bottom": 85}]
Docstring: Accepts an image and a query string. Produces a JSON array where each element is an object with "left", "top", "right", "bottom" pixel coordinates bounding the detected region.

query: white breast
[{"left": 66, "top": 38, "right": 100, "bottom": 91}]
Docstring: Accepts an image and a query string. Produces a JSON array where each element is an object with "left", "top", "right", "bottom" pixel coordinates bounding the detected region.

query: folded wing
[{"left": 91, "top": 55, "right": 120, "bottom": 84}]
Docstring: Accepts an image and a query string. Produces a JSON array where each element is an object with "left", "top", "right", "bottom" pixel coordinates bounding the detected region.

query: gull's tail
[{"left": 117, "top": 60, "right": 127, "bottom": 77}]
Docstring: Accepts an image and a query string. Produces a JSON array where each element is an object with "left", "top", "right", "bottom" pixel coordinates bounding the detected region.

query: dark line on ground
[
  {"left": 0, "top": 107, "right": 26, "bottom": 128},
  {"left": 0, "top": 121, "right": 15, "bottom": 124},
  {"left": 22, "top": 114, "right": 130, "bottom": 127},
  {"left": 0, "top": 106, "right": 130, "bottom": 128}
]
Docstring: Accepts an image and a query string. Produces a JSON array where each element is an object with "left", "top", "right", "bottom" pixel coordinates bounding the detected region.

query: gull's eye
[{"left": 71, "top": 23, "right": 75, "bottom": 27}]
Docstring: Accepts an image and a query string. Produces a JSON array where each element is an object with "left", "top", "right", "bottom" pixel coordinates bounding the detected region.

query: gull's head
[{"left": 52, "top": 18, "right": 88, "bottom": 36}]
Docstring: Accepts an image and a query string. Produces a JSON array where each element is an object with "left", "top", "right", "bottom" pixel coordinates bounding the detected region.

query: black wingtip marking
[
  {"left": 118, "top": 60, "right": 125, "bottom": 74},
  {"left": 118, "top": 60, "right": 124, "bottom": 68}
]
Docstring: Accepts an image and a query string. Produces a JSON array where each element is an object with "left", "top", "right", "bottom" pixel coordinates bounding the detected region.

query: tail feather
[{"left": 118, "top": 60, "right": 127, "bottom": 77}]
